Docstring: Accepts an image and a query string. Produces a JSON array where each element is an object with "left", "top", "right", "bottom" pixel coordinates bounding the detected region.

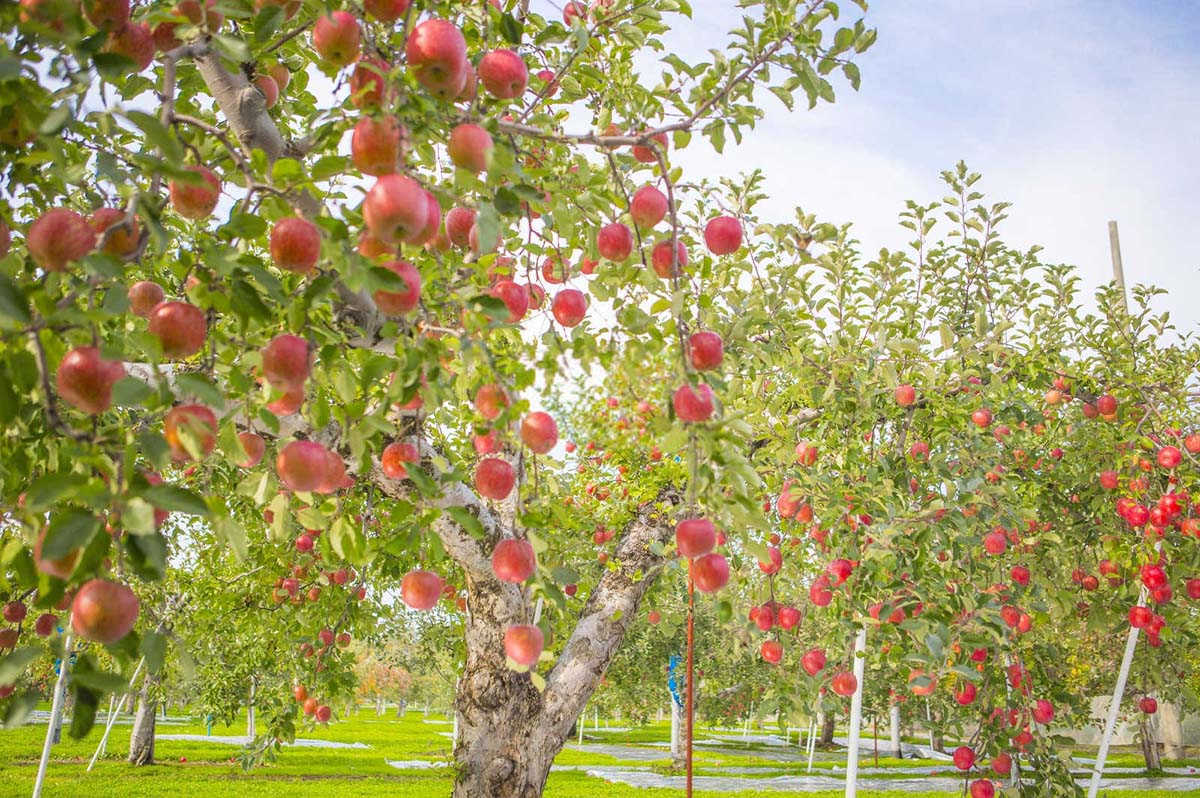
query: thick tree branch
[{"left": 192, "top": 47, "right": 287, "bottom": 163}]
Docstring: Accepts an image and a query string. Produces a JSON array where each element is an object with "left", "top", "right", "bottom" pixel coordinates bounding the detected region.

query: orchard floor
[{"left": 0, "top": 708, "right": 1197, "bottom": 797}]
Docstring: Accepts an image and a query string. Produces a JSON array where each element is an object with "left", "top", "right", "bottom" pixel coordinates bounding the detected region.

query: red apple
[
  {"left": 363, "top": 0, "right": 408, "bottom": 22},
  {"left": 690, "top": 552, "right": 729, "bottom": 592},
  {"left": 478, "top": 48, "right": 527, "bottom": 99},
  {"left": 673, "top": 382, "right": 714, "bottom": 422},
  {"left": 953, "top": 745, "right": 975, "bottom": 770},
  {"left": 34, "top": 526, "right": 79, "bottom": 579},
  {"left": 1157, "top": 445, "right": 1182, "bottom": 469},
  {"left": 236, "top": 432, "right": 265, "bottom": 468},
  {"left": 1096, "top": 393, "right": 1117, "bottom": 415},
  {"left": 83, "top": 0, "right": 129, "bottom": 30},
  {"left": 551, "top": 288, "right": 587, "bottom": 327},
  {"left": 955, "top": 682, "right": 977, "bottom": 705},
  {"left": 373, "top": 259, "right": 421, "bottom": 314},
  {"left": 630, "top": 184, "right": 667, "bottom": 228},
  {"left": 631, "top": 130, "right": 667, "bottom": 163},
  {"left": 448, "top": 123, "right": 493, "bottom": 173},
  {"left": 254, "top": 74, "right": 278, "bottom": 108},
  {"left": 475, "top": 458, "right": 515, "bottom": 500},
  {"left": 777, "top": 606, "right": 800, "bottom": 630},
  {"left": 894, "top": 384, "right": 915, "bottom": 407},
  {"left": 169, "top": 166, "right": 221, "bottom": 220},
  {"left": 89, "top": 207, "right": 140, "bottom": 257},
  {"left": 801, "top": 648, "right": 826, "bottom": 676},
  {"left": 971, "top": 407, "right": 993, "bottom": 428},
  {"left": 34, "top": 613, "right": 56, "bottom": 636},
  {"left": 127, "top": 281, "right": 164, "bottom": 317},
  {"left": 364, "top": 175, "right": 428, "bottom": 244},
  {"left": 474, "top": 383, "right": 508, "bottom": 420},
  {"left": 504, "top": 623, "right": 544, "bottom": 666},
  {"left": 704, "top": 216, "right": 742, "bottom": 255},
  {"left": 148, "top": 300, "right": 206, "bottom": 359},
  {"left": 831, "top": 670, "right": 857, "bottom": 697},
  {"left": 3, "top": 601, "right": 26, "bottom": 623},
  {"left": 107, "top": 22, "right": 154, "bottom": 72},
  {"left": 349, "top": 56, "right": 389, "bottom": 108},
  {"left": 55, "top": 346, "right": 125, "bottom": 414},
  {"left": 688, "top": 331, "right": 723, "bottom": 371},
  {"left": 520, "top": 412, "right": 557, "bottom": 454},
  {"left": 675, "top": 518, "right": 716, "bottom": 558},
  {"left": 71, "top": 579, "right": 138, "bottom": 644},
  {"left": 381, "top": 441, "right": 418, "bottom": 479},
  {"left": 760, "top": 640, "right": 783, "bottom": 664},
  {"left": 351, "top": 116, "right": 401, "bottom": 176},
  {"left": 405, "top": 18, "right": 468, "bottom": 100},
  {"left": 492, "top": 538, "right": 536, "bottom": 583},
  {"left": 261, "top": 333, "right": 310, "bottom": 391},
  {"left": 312, "top": 11, "right": 360, "bottom": 68},
  {"left": 596, "top": 222, "right": 633, "bottom": 261},
  {"left": 27, "top": 208, "right": 96, "bottom": 271},
  {"left": 491, "top": 280, "right": 529, "bottom": 323},
  {"left": 444, "top": 207, "right": 476, "bottom": 249},
  {"left": 1139, "top": 696, "right": 1157, "bottom": 714},
  {"left": 969, "top": 780, "right": 995, "bottom": 798},
  {"left": 402, "top": 569, "right": 442, "bottom": 610},
  {"left": 650, "top": 239, "right": 687, "bottom": 278},
  {"left": 276, "top": 440, "right": 333, "bottom": 492},
  {"left": 163, "top": 404, "right": 217, "bottom": 462},
  {"left": 270, "top": 216, "right": 321, "bottom": 274}
]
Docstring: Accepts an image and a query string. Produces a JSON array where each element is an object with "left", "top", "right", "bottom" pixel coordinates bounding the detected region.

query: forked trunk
[{"left": 128, "top": 676, "right": 157, "bottom": 766}]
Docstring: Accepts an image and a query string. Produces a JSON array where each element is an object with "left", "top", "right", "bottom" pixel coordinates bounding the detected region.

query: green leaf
[
  {"left": 72, "top": 669, "right": 130, "bottom": 693},
  {"left": 474, "top": 203, "right": 501, "bottom": 253},
  {"left": 330, "top": 516, "right": 366, "bottom": 565},
  {"left": 405, "top": 466, "right": 440, "bottom": 498},
  {"left": 141, "top": 632, "right": 167, "bottom": 674},
  {"left": 0, "top": 647, "right": 39, "bottom": 684},
  {"left": 43, "top": 510, "right": 101, "bottom": 560},
  {"left": 111, "top": 376, "right": 154, "bottom": 407},
  {"left": 494, "top": 186, "right": 521, "bottom": 216},
  {"left": 271, "top": 157, "right": 304, "bottom": 183},
  {"left": 213, "top": 515, "right": 248, "bottom": 562},
  {"left": 124, "top": 532, "right": 167, "bottom": 580},
  {"left": 2, "top": 693, "right": 37, "bottom": 729},
  {"left": 142, "top": 484, "right": 210, "bottom": 516},
  {"left": 174, "top": 373, "right": 225, "bottom": 409},
  {"left": 499, "top": 12, "right": 523, "bottom": 44},
  {"left": 0, "top": 274, "right": 31, "bottom": 325},
  {"left": 39, "top": 104, "right": 72, "bottom": 136},
  {"left": 230, "top": 279, "right": 271, "bottom": 321},
  {"left": 26, "top": 473, "right": 84, "bottom": 510},
  {"left": 67, "top": 686, "right": 98, "bottom": 740},
  {"left": 445, "top": 506, "right": 484, "bottom": 539}
]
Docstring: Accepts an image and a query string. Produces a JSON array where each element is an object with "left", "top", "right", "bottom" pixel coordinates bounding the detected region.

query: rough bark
[
  {"left": 1140, "top": 716, "right": 1162, "bottom": 771},
  {"left": 128, "top": 676, "right": 157, "bottom": 766},
  {"left": 820, "top": 713, "right": 835, "bottom": 745},
  {"left": 191, "top": 48, "right": 286, "bottom": 163}
]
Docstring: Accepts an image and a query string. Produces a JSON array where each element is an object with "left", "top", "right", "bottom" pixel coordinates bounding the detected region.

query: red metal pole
[{"left": 686, "top": 572, "right": 695, "bottom": 798}]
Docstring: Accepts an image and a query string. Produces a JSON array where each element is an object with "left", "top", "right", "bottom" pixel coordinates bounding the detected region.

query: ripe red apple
[
  {"left": 444, "top": 207, "right": 476, "bottom": 249},
  {"left": 492, "top": 538, "right": 536, "bottom": 583},
  {"left": 169, "top": 165, "right": 221, "bottom": 220},
  {"left": 473, "top": 429, "right": 502, "bottom": 455},
  {"left": 631, "top": 130, "right": 667, "bottom": 163},
  {"left": 969, "top": 779, "right": 995, "bottom": 798},
  {"left": 983, "top": 530, "right": 1006, "bottom": 555},
  {"left": 1128, "top": 605, "right": 1152, "bottom": 628},
  {"left": 3, "top": 601, "right": 26, "bottom": 623},
  {"left": 760, "top": 640, "right": 783, "bottom": 664},
  {"left": 261, "top": 334, "right": 310, "bottom": 391},
  {"left": 89, "top": 207, "right": 140, "bottom": 257},
  {"left": 801, "top": 648, "right": 826, "bottom": 676},
  {"left": 315, "top": 705, "right": 332, "bottom": 723},
  {"left": 596, "top": 222, "right": 633, "bottom": 261},
  {"left": 831, "top": 670, "right": 857, "bottom": 697},
  {"left": 254, "top": 74, "right": 278, "bottom": 108},
  {"left": 267, "top": 387, "right": 304, "bottom": 416},
  {"left": 71, "top": 579, "right": 138, "bottom": 644},
  {"left": 55, "top": 346, "right": 125, "bottom": 414},
  {"left": 364, "top": 174, "right": 428, "bottom": 243},
  {"left": 1139, "top": 696, "right": 1157, "bottom": 714},
  {"left": 127, "top": 281, "right": 164, "bottom": 317},
  {"left": 448, "top": 123, "right": 493, "bottom": 173},
  {"left": 176, "top": 0, "right": 222, "bottom": 28},
  {"left": 504, "top": 623, "right": 544, "bottom": 667},
  {"left": 520, "top": 412, "right": 557, "bottom": 454},
  {"left": 312, "top": 11, "right": 360, "bottom": 68},
  {"left": 688, "top": 331, "right": 723, "bottom": 371},
  {"left": 270, "top": 216, "right": 321, "bottom": 274},
  {"left": 148, "top": 300, "right": 206, "bottom": 359},
  {"left": 351, "top": 116, "right": 401, "bottom": 176},
  {"left": 1157, "top": 445, "right": 1182, "bottom": 469},
  {"left": 673, "top": 382, "right": 714, "bottom": 422},
  {"left": 475, "top": 458, "right": 515, "bottom": 500},
  {"left": 991, "top": 753, "right": 1011, "bottom": 776},
  {"left": 34, "top": 613, "right": 56, "bottom": 636},
  {"left": 478, "top": 48, "right": 527, "bottom": 98},
  {"left": 971, "top": 407, "right": 993, "bottom": 428},
  {"left": 675, "top": 518, "right": 716, "bottom": 558},
  {"left": 164, "top": 404, "right": 217, "bottom": 461},
  {"left": 474, "top": 383, "right": 508, "bottom": 420},
  {"left": 401, "top": 569, "right": 442, "bottom": 610},
  {"left": 894, "top": 384, "right": 915, "bottom": 407},
  {"left": 758, "top": 546, "right": 782, "bottom": 575},
  {"left": 349, "top": 56, "right": 389, "bottom": 108},
  {"left": 269, "top": 63, "right": 290, "bottom": 92},
  {"left": 34, "top": 526, "right": 78, "bottom": 579},
  {"left": 83, "top": 0, "right": 129, "bottom": 30},
  {"left": 777, "top": 606, "right": 800, "bottom": 629},
  {"left": 955, "top": 682, "right": 977, "bottom": 705},
  {"left": 562, "top": 0, "right": 585, "bottom": 24},
  {"left": 690, "top": 552, "right": 729, "bottom": 592},
  {"left": 651, "top": 239, "right": 687, "bottom": 278},
  {"left": 236, "top": 431, "right": 265, "bottom": 468},
  {"left": 107, "top": 22, "right": 154, "bottom": 71},
  {"left": 27, "top": 208, "right": 96, "bottom": 271},
  {"left": 953, "top": 746, "right": 975, "bottom": 770},
  {"left": 381, "top": 441, "right": 418, "bottom": 479},
  {"left": 276, "top": 440, "right": 334, "bottom": 492},
  {"left": 405, "top": 18, "right": 468, "bottom": 100},
  {"left": 1096, "top": 393, "right": 1117, "bottom": 415},
  {"left": 630, "top": 184, "right": 667, "bottom": 228},
  {"left": 795, "top": 441, "right": 818, "bottom": 466},
  {"left": 490, "top": 280, "right": 529, "bottom": 323},
  {"left": 704, "top": 216, "right": 742, "bottom": 255},
  {"left": 295, "top": 533, "right": 313, "bottom": 553},
  {"left": 1032, "top": 698, "right": 1054, "bottom": 724},
  {"left": 372, "top": 259, "right": 421, "bottom": 315},
  {"left": 363, "top": 0, "right": 408, "bottom": 22},
  {"left": 827, "top": 558, "right": 853, "bottom": 585},
  {"left": 551, "top": 288, "right": 587, "bottom": 327},
  {"left": 1010, "top": 565, "right": 1030, "bottom": 586}
]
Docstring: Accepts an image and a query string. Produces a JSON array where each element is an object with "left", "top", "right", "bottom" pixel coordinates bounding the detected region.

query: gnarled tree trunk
[
  {"left": 820, "top": 713, "right": 835, "bottom": 745},
  {"left": 1140, "top": 716, "right": 1162, "bottom": 771},
  {"left": 128, "top": 675, "right": 157, "bottom": 766}
]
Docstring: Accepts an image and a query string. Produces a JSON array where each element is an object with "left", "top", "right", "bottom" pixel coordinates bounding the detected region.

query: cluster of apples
[
  {"left": 292, "top": 682, "right": 332, "bottom": 724},
  {"left": 0, "top": 597, "right": 70, "bottom": 697}
]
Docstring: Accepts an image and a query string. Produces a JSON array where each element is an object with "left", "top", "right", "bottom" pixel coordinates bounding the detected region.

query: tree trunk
[
  {"left": 1140, "top": 716, "right": 1162, "bottom": 771},
  {"left": 449, "top": 486, "right": 681, "bottom": 798},
  {"left": 396, "top": 699, "right": 407, "bottom": 717},
  {"left": 820, "top": 713, "right": 834, "bottom": 745},
  {"left": 932, "top": 730, "right": 944, "bottom": 753},
  {"left": 889, "top": 703, "right": 902, "bottom": 759},
  {"left": 128, "top": 677, "right": 157, "bottom": 766}
]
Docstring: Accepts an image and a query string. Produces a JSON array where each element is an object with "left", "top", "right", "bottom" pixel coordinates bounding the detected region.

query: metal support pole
[
  {"left": 844, "top": 626, "right": 867, "bottom": 798},
  {"left": 88, "top": 657, "right": 146, "bottom": 771},
  {"left": 33, "top": 633, "right": 73, "bottom": 798}
]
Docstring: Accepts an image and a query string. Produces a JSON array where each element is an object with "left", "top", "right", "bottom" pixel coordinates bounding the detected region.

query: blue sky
[{"left": 618, "top": 0, "right": 1200, "bottom": 330}]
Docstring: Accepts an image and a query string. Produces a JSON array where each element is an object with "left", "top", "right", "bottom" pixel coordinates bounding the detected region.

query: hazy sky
[{"left": 562, "top": 0, "right": 1200, "bottom": 331}]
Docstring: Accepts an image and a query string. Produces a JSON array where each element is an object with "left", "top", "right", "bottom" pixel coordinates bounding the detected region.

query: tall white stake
[
  {"left": 1088, "top": 590, "right": 1145, "bottom": 797},
  {"left": 33, "top": 633, "right": 73, "bottom": 798},
  {"left": 87, "top": 657, "right": 146, "bottom": 771},
  {"left": 806, "top": 717, "right": 818, "bottom": 772},
  {"left": 844, "top": 626, "right": 867, "bottom": 798}
]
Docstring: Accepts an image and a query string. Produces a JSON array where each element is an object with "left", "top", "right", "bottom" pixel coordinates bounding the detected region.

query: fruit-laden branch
[{"left": 191, "top": 47, "right": 289, "bottom": 163}]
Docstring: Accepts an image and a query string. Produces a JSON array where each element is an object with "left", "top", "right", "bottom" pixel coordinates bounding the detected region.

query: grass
[{"left": 0, "top": 708, "right": 1196, "bottom": 797}]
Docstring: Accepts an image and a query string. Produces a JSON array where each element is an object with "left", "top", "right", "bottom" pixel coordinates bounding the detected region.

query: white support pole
[
  {"left": 247, "top": 678, "right": 256, "bottom": 738},
  {"left": 807, "top": 716, "right": 819, "bottom": 772},
  {"left": 670, "top": 700, "right": 681, "bottom": 758},
  {"left": 1087, "top": 608, "right": 1142, "bottom": 797},
  {"left": 925, "top": 699, "right": 934, "bottom": 751},
  {"left": 844, "top": 626, "right": 868, "bottom": 798},
  {"left": 33, "top": 633, "right": 73, "bottom": 798},
  {"left": 88, "top": 657, "right": 147, "bottom": 771}
]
